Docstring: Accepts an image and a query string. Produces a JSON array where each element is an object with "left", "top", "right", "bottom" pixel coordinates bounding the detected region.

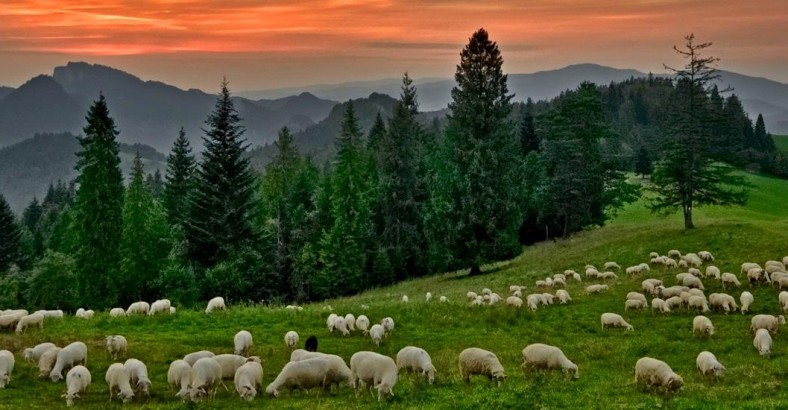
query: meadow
[{"left": 1, "top": 170, "right": 787, "bottom": 409}]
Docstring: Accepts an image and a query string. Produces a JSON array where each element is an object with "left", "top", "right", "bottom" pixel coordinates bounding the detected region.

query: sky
[{"left": 1, "top": 0, "right": 786, "bottom": 92}]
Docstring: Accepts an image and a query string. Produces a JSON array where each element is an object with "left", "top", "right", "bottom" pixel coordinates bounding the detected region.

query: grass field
[
  {"left": 1, "top": 172, "right": 788, "bottom": 409},
  {"left": 774, "top": 134, "right": 788, "bottom": 155}
]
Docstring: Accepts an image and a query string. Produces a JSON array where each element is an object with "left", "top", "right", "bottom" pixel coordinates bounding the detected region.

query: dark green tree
[
  {"left": 520, "top": 98, "right": 539, "bottom": 155},
  {"left": 635, "top": 147, "right": 653, "bottom": 177},
  {"left": 163, "top": 127, "right": 196, "bottom": 231},
  {"left": 0, "top": 194, "right": 22, "bottom": 272},
  {"left": 145, "top": 169, "right": 164, "bottom": 198},
  {"left": 73, "top": 94, "right": 125, "bottom": 307},
  {"left": 753, "top": 113, "right": 774, "bottom": 151}
]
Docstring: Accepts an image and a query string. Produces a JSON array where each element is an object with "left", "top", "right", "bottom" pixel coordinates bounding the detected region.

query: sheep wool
[
  {"left": 63, "top": 365, "right": 91, "bottom": 406},
  {"left": 458, "top": 348, "right": 506, "bottom": 386},
  {"left": 266, "top": 357, "right": 331, "bottom": 397},
  {"left": 350, "top": 351, "right": 398, "bottom": 401},
  {"left": 521, "top": 343, "right": 578, "bottom": 379},
  {"left": 189, "top": 357, "right": 222, "bottom": 403},
  {"left": 0, "top": 350, "right": 14, "bottom": 388},
  {"left": 635, "top": 357, "right": 683, "bottom": 392},
  {"left": 285, "top": 331, "right": 300, "bottom": 350},
  {"left": 234, "top": 361, "right": 263, "bottom": 401},
  {"left": 106, "top": 363, "right": 135, "bottom": 403},
  {"left": 234, "top": 330, "right": 253, "bottom": 357},
  {"left": 396, "top": 346, "right": 436, "bottom": 384},
  {"left": 167, "top": 359, "right": 192, "bottom": 399},
  {"left": 696, "top": 351, "right": 724, "bottom": 378}
]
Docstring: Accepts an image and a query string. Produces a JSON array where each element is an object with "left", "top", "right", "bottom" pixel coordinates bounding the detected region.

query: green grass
[
  {"left": 2, "top": 171, "right": 788, "bottom": 409},
  {"left": 774, "top": 134, "right": 788, "bottom": 155}
]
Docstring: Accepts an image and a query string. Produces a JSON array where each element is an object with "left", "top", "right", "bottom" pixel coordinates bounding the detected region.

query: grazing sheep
[
  {"left": 148, "top": 299, "right": 171, "bottom": 315},
  {"left": 190, "top": 357, "right": 222, "bottom": 402},
  {"left": 783, "top": 256, "right": 788, "bottom": 267},
  {"left": 688, "top": 296, "right": 711, "bottom": 313},
  {"left": 665, "top": 258, "right": 678, "bottom": 268},
  {"left": 526, "top": 295, "right": 540, "bottom": 312},
  {"left": 381, "top": 317, "right": 395, "bottom": 334},
  {"left": 649, "top": 252, "right": 660, "bottom": 259},
  {"left": 205, "top": 297, "right": 226, "bottom": 313},
  {"left": 109, "top": 308, "right": 126, "bottom": 318},
  {"left": 356, "top": 315, "right": 370, "bottom": 335},
  {"left": 668, "top": 250, "right": 681, "bottom": 258},
  {"left": 466, "top": 291, "right": 478, "bottom": 301},
  {"left": 777, "top": 276, "right": 788, "bottom": 290},
  {"left": 705, "top": 266, "right": 721, "bottom": 279},
  {"left": 402, "top": 295, "right": 409, "bottom": 304},
  {"left": 481, "top": 288, "right": 492, "bottom": 296},
  {"left": 564, "top": 269, "right": 578, "bottom": 276},
  {"left": 779, "top": 292, "right": 788, "bottom": 313},
  {"left": 748, "top": 268, "right": 770, "bottom": 286},
  {"left": 556, "top": 289, "right": 572, "bottom": 304},
  {"left": 709, "top": 293, "right": 737, "bottom": 314},
  {"left": 234, "top": 330, "right": 253, "bottom": 357},
  {"left": 698, "top": 251, "right": 715, "bottom": 262},
  {"left": 290, "top": 350, "right": 309, "bottom": 362},
  {"left": 642, "top": 279, "right": 663, "bottom": 295},
  {"left": 535, "top": 280, "right": 547, "bottom": 288},
  {"left": 665, "top": 296, "right": 684, "bottom": 310},
  {"left": 765, "top": 260, "right": 785, "bottom": 269},
  {"left": 687, "top": 267, "right": 701, "bottom": 277},
  {"left": 334, "top": 317, "right": 349, "bottom": 336},
  {"left": 458, "top": 348, "right": 506, "bottom": 386},
  {"left": 349, "top": 351, "right": 398, "bottom": 401},
  {"left": 509, "top": 285, "right": 521, "bottom": 294},
  {"left": 751, "top": 314, "right": 786, "bottom": 333},
  {"left": 0, "top": 350, "right": 14, "bottom": 388},
  {"left": 721, "top": 273, "right": 741, "bottom": 288},
  {"left": 24, "top": 342, "right": 56, "bottom": 363},
  {"left": 512, "top": 290, "right": 523, "bottom": 298},
  {"left": 51, "top": 342, "right": 88, "bottom": 382},
  {"left": 626, "top": 292, "right": 647, "bottom": 304},
  {"left": 15, "top": 312, "right": 44, "bottom": 333},
  {"left": 741, "top": 262, "right": 762, "bottom": 275},
  {"left": 506, "top": 296, "right": 523, "bottom": 308},
  {"left": 345, "top": 314, "right": 356, "bottom": 331},
  {"left": 183, "top": 351, "right": 215, "bottom": 366},
  {"left": 553, "top": 277, "right": 566, "bottom": 288},
  {"left": 661, "top": 286, "right": 690, "bottom": 299},
  {"left": 440, "top": 296, "right": 448, "bottom": 303},
  {"left": 601, "top": 313, "right": 633, "bottom": 330},
  {"left": 106, "top": 335, "right": 128, "bottom": 360},
  {"left": 773, "top": 273, "right": 788, "bottom": 287},
  {"left": 292, "top": 352, "right": 351, "bottom": 390},
  {"left": 541, "top": 293, "right": 555, "bottom": 305},
  {"left": 693, "top": 316, "right": 714, "bottom": 336},
  {"left": 472, "top": 296, "right": 484, "bottom": 306},
  {"left": 585, "top": 284, "right": 609, "bottom": 294},
  {"left": 106, "top": 363, "right": 135, "bottom": 403},
  {"left": 754, "top": 329, "right": 772, "bottom": 356},
  {"left": 38, "top": 347, "right": 62, "bottom": 379},
  {"left": 488, "top": 293, "right": 503, "bottom": 305},
  {"left": 635, "top": 357, "right": 683, "bottom": 393},
  {"left": 573, "top": 273, "right": 582, "bottom": 282},
  {"left": 214, "top": 354, "right": 261, "bottom": 380},
  {"left": 599, "top": 271, "right": 618, "bottom": 280},
  {"left": 604, "top": 262, "right": 621, "bottom": 270},
  {"left": 682, "top": 275, "right": 705, "bottom": 290},
  {"left": 75, "top": 308, "right": 94, "bottom": 319},
  {"left": 63, "top": 365, "right": 91, "bottom": 406},
  {"left": 521, "top": 343, "right": 578, "bottom": 379},
  {"left": 167, "top": 359, "right": 191, "bottom": 400},
  {"left": 696, "top": 351, "right": 724, "bottom": 379},
  {"left": 425, "top": 292, "right": 432, "bottom": 303},
  {"left": 626, "top": 265, "right": 642, "bottom": 275},
  {"left": 370, "top": 324, "right": 385, "bottom": 346},
  {"left": 553, "top": 274, "right": 566, "bottom": 282},
  {"left": 683, "top": 254, "right": 702, "bottom": 268},
  {"left": 125, "top": 302, "right": 150, "bottom": 315},
  {"left": 234, "top": 361, "right": 263, "bottom": 401},
  {"left": 585, "top": 268, "right": 600, "bottom": 279},
  {"left": 740, "top": 291, "right": 754, "bottom": 314},
  {"left": 651, "top": 298, "right": 671, "bottom": 314},
  {"left": 625, "top": 299, "right": 647, "bottom": 311},
  {"left": 124, "top": 358, "right": 151, "bottom": 398},
  {"left": 170, "top": 307, "right": 176, "bottom": 314},
  {"left": 326, "top": 313, "right": 339, "bottom": 332},
  {"left": 679, "top": 260, "right": 688, "bottom": 268},
  {"left": 285, "top": 331, "right": 299, "bottom": 351},
  {"left": 266, "top": 357, "right": 330, "bottom": 397},
  {"left": 396, "top": 347, "right": 436, "bottom": 385}
]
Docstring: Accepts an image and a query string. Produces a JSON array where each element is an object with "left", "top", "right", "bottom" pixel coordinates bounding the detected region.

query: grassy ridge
[
  {"left": 1, "top": 171, "right": 787, "bottom": 409},
  {"left": 774, "top": 134, "right": 788, "bottom": 155}
]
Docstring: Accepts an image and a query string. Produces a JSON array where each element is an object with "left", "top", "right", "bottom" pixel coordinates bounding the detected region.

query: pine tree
[
  {"left": 754, "top": 114, "right": 774, "bottom": 151},
  {"left": 186, "top": 80, "right": 258, "bottom": 269},
  {"left": 22, "top": 197, "right": 45, "bottom": 259},
  {"left": 520, "top": 98, "right": 539, "bottom": 155},
  {"left": 73, "top": 94, "right": 125, "bottom": 307},
  {"left": 0, "top": 193, "right": 21, "bottom": 272},
  {"left": 22, "top": 197, "right": 42, "bottom": 231},
  {"left": 163, "top": 127, "right": 196, "bottom": 231},
  {"left": 145, "top": 169, "right": 164, "bottom": 198},
  {"left": 426, "top": 28, "right": 523, "bottom": 276},
  {"left": 635, "top": 147, "right": 653, "bottom": 177}
]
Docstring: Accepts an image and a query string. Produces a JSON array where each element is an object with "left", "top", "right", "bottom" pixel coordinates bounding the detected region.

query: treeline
[{"left": 0, "top": 30, "right": 780, "bottom": 309}]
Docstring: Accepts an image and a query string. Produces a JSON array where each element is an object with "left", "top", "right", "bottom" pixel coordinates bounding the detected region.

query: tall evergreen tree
[
  {"left": 163, "top": 127, "right": 196, "bottom": 231},
  {"left": 145, "top": 169, "right": 164, "bottom": 198},
  {"left": 753, "top": 113, "right": 774, "bottom": 151},
  {"left": 0, "top": 194, "right": 21, "bottom": 272},
  {"left": 73, "top": 94, "right": 125, "bottom": 307},
  {"left": 520, "top": 98, "right": 539, "bottom": 155},
  {"left": 634, "top": 147, "right": 653, "bottom": 177},
  {"left": 426, "top": 28, "right": 523, "bottom": 276},
  {"left": 186, "top": 80, "right": 258, "bottom": 269}
]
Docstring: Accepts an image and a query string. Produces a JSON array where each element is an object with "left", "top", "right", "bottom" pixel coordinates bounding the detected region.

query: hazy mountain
[
  {"left": 0, "top": 86, "right": 14, "bottom": 101},
  {"left": 254, "top": 92, "right": 337, "bottom": 123},
  {"left": 715, "top": 71, "right": 788, "bottom": 135}
]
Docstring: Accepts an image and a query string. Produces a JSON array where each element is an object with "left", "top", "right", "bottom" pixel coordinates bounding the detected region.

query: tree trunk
[
  {"left": 468, "top": 265, "right": 482, "bottom": 276},
  {"left": 683, "top": 205, "right": 694, "bottom": 229}
]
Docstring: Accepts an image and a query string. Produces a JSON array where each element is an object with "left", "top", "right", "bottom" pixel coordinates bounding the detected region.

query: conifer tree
[
  {"left": 0, "top": 194, "right": 21, "bottom": 272},
  {"left": 163, "top": 127, "right": 196, "bottom": 231},
  {"left": 520, "top": 98, "right": 539, "bottom": 155},
  {"left": 73, "top": 94, "right": 125, "bottom": 307},
  {"left": 146, "top": 169, "right": 164, "bottom": 198},
  {"left": 635, "top": 147, "right": 653, "bottom": 177},
  {"left": 754, "top": 114, "right": 774, "bottom": 151}
]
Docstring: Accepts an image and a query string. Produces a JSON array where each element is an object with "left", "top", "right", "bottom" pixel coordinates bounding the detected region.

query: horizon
[{"left": 2, "top": 1, "right": 787, "bottom": 91}]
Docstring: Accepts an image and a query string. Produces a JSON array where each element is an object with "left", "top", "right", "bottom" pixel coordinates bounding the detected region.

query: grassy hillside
[
  {"left": 1, "top": 172, "right": 787, "bottom": 409},
  {"left": 774, "top": 134, "right": 788, "bottom": 155}
]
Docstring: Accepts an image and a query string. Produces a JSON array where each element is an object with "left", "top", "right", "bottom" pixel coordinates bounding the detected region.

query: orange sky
[{"left": 1, "top": 0, "right": 786, "bottom": 91}]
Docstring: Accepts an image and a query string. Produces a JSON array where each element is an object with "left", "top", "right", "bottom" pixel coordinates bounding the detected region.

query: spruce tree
[
  {"left": 145, "top": 169, "right": 164, "bottom": 198},
  {"left": 635, "top": 147, "right": 653, "bottom": 177},
  {"left": 520, "top": 98, "right": 539, "bottom": 155},
  {"left": 426, "top": 28, "right": 523, "bottom": 276},
  {"left": 754, "top": 114, "right": 774, "bottom": 151},
  {"left": 0, "top": 194, "right": 21, "bottom": 272},
  {"left": 186, "top": 80, "right": 257, "bottom": 269},
  {"left": 73, "top": 94, "right": 125, "bottom": 307},
  {"left": 163, "top": 127, "right": 196, "bottom": 231}
]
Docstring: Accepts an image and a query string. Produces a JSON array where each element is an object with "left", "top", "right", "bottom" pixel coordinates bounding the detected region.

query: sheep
[
  {"left": 668, "top": 250, "right": 681, "bottom": 258},
  {"left": 604, "top": 262, "right": 621, "bottom": 270},
  {"left": 63, "top": 365, "right": 90, "bottom": 406},
  {"left": 541, "top": 293, "right": 555, "bottom": 305},
  {"left": 665, "top": 296, "right": 684, "bottom": 310},
  {"left": 777, "top": 276, "right": 788, "bottom": 290},
  {"left": 564, "top": 269, "right": 578, "bottom": 277},
  {"left": 553, "top": 277, "right": 566, "bottom": 288},
  {"left": 285, "top": 331, "right": 299, "bottom": 351},
  {"left": 425, "top": 292, "right": 432, "bottom": 303},
  {"left": 535, "top": 280, "right": 547, "bottom": 288},
  {"left": 635, "top": 357, "right": 683, "bottom": 393},
  {"left": 584, "top": 264, "right": 597, "bottom": 271},
  {"left": 754, "top": 329, "right": 772, "bottom": 356},
  {"left": 509, "top": 285, "right": 521, "bottom": 294},
  {"left": 689, "top": 288, "right": 705, "bottom": 297},
  {"left": 190, "top": 357, "right": 222, "bottom": 402},
  {"left": 661, "top": 286, "right": 690, "bottom": 299},
  {"left": 327, "top": 313, "right": 339, "bottom": 332},
  {"left": 214, "top": 354, "right": 262, "bottom": 380},
  {"left": 106, "top": 335, "right": 128, "bottom": 360},
  {"left": 780, "top": 291, "right": 788, "bottom": 313},
  {"left": 334, "top": 317, "right": 349, "bottom": 336},
  {"left": 747, "top": 268, "right": 770, "bottom": 286},
  {"left": 345, "top": 314, "right": 356, "bottom": 331},
  {"left": 481, "top": 288, "right": 492, "bottom": 296},
  {"left": 521, "top": 343, "right": 578, "bottom": 379},
  {"left": 401, "top": 295, "right": 409, "bottom": 304},
  {"left": 585, "top": 268, "right": 600, "bottom": 278},
  {"left": 553, "top": 274, "right": 566, "bottom": 282},
  {"left": 733, "top": 291, "right": 752, "bottom": 315},
  {"left": 24, "top": 342, "right": 56, "bottom": 363},
  {"left": 784, "top": 256, "right": 788, "bottom": 267},
  {"left": 148, "top": 299, "right": 171, "bottom": 315},
  {"left": 396, "top": 346, "right": 436, "bottom": 385},
  {"left": 773, "top": 272, "right": 788, "bottom": 287},
  {"left": 440, "top": 296, "right": 448, "bottom": 303},
  {"left": 512, "top": 290, "right": 522, "bottom": 298},
  {"left": 370, "top": 324, "right": 385, "bottom": 346},
  {"left": 626, "top": 292, "right": 647, "bottom": 304},
  {"left": 599, "top": 271, "right": 618, "bottom": 280},
  {"left": 106, "top": 363, "right": 135, "bottom": 403},
  {"left": 75, "top": 308, "right": 94, "bottom": 319},
  {"left": 488, "top": 293, "right": 502, "bottom": 305},
  {"left": 696, "top": 351, "right": 724, "bottom": 379},
  {"left": 649, "top": 252, "right": 660, "bottom": 259},
  {"left": 506, "top": 296, "right": 523, "bottom": 308},
  {"left": 51, "top": 342, "right": 88, "bottom": 382},
  {"left": 234, "top": 330, "right": 253, "bottom": 357},
  {"left": 167, "top": 359, "right": 191, "bottom": 399},
  {"left": 15, "top": 313, "right": 44, "bottom": 334},
  {"left": 35, "top": 309, "right": 63, "bottom": 319},
  {"left": 585, "top": 284, "right": 609, "bottom": 294},
  {"left": 665, "top": 258, "right": 678, "bottom": 268},
  {"left": 765, "top": 260, "right": 786, "bottom": 270},
  {"left": 642, "top": 279, "right": 663, "bottom": 295},
  {"left": 573, "top": 273, "right": 582, "bottom": 282},
  {"left": 109, "top": 308, "right": 126, "bottom": 318},
  {"left": 682, "top": 275, "right": 705, "bottom": 290},
  {"left": 124, "top": 358, "right": 152, "bottom": 398},
  {"left": 688, "top": 296, "right": 711, "bottom": 313},
  {"left": 466, "top": 291, "right": 478, "bottom": 301},
  {"left": 183, "top": 350, "right": 215, "bottom": 366},
  {"left": 266, "top": 357, "right": 330, "bottom": 397},
  {"left": 693, "top": 315, "right": 714, "bottom": 336},
  {"left": 471, "top": 296, "right": 484, "bottom": 306},
  {"left": 751, "top": 314, "right": 786, "bottom": 333},
  {"left": 205, "top": 297, "right": 226, "bottom": 313},
  {"left": 683, "top": 254, "right": 702, "bottom": 267},
  {"left": 698, "top": 251, "right": 715, "bottom": 262},
  {"left": 626, "top": 265, "right": 642, "bottom": 275},
  {"left": 0, "top": 350, "right": 13, "bottom": 388},
  {"left": 526, "top": 295, "right": 540, "bottom": 312},
  {"left": 709, "top": 293, "right": 737, "bottom": 314},
  {"left": 381, "top": 317, "right": 395, "bottom": 333},
  {"left": 741, "top": 262, "right": 762, "bottom": 275},
  {"left": 458, "top": 348, "right": 506, "bottom": 386},
  {"left": 125, "top": 301, "right": 150, "bottom": 315},
  {"left": 545, "top": 277, "right": 554, "bottom": 288},
  {"left": 625, "top": 299, "right": 647, "bottom": 311},
  {"left": 703, "top": 266, "right": 720, "bottom": 280},
  {"left": 292, "top": 351, "right": 352, "bottom": 390},
  {"left": 356, "top": 315, "right": 370, "bottom": 335},
  {"left": 679, "top": 291, "right": 692, "bottom": 305},
  {"left": 285, "top": 305, "right": 303, "bottom": 311},
  {"left": 601, "top": 313, "right": 634, "bottom": 331},
  {"left": 721, "top": 273, "right": 741, "bottom": 288},
  {"left": 234, "top": 361, "right": 263, "bottom": 401},
  {"left": 676, "top": 273, "right": 691, "bottom": 284},
  {"left": 38, "top": 347, "right": 62, "bottom": 379},
  {"left": 651, "top": 298, "right": 671, "bottom": 314},
  {"left": 170, "top": 307, "right": 176, "bottom": 314},
  {"left": 687, "top": 267, "right": 701, "bottom": 277},
  {"left": 556, "top": 289, "right": 572, "bottom": 304}
]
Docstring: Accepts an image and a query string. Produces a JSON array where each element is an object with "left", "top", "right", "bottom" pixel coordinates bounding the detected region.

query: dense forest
[{"left": 0, "top": 30, "right": 782, "bottom": 309}]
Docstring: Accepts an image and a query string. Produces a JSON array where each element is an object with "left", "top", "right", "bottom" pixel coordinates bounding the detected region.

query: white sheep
[
  {"left": 124, "top": 358, "right": 151, "bottom": 397},
  {"left": 535, "top": 280, "right": 547, "bottom": 288},
  {"left": 692, "top": 315, "right": 714, "bottom": 336},
  {"left": 747, "top": 268, "right": 770, "bottom": 285},
  {"left": 625, "top": 299, "right": 647, "bottom": 311},
  {"left": 626, "top": 265, "right": 642, "bottom": 275},
  {"left": 688, "top": 295, "right": 711, "bottom": 313},
  {"left": 425, "top": 292, "right": 432, "bottom": 302},
  {"left": 649, "top": 252, "right": 660, "bottom": 259},
  {"left": 696, "top": 351, "right": 724, "bottom": 378},
  {"left": 327, "top": 313, "right": 339, "bottom": 332},
  {"left": 36, "top": 309, "right": 64, "bottom": 319},
  {"left": 440, "top": 296, "right": 448, "bottom": 303},
  {"left": 75, "top": 308, "right": 94, "bottom": 320},
  {"left": 601, "top": 313, "right": 633, "bottom": 331},
  {"left": 705, "top": 266, "right": 721, "bottom": 279},
  {"left": 604, "top": 262, "right": 621, "bottom": 270},
  {"left": 15, "top": 313, "right": 44, "bottom": 333},
  {"left": 402, "top": 295, "right": 409, "bottom": 304},
  {"left": 521, "top": 343, "right": 578, "bottom": 379},
  {"left": 741, "top": 262, "right": 762, "bottom": 274},
  {"left": 565, "top": 269, "right": 578, "bottom": 276},
  {"left": 63, "top": 365, "right": 91, "bottom": 406},
  {"left": 688, "top": 268, "right": 701, "bottom": 277},
  {"left": 183, "top": 350, "right": 215, "bottom": 366},
  {"left": 585, "top": 284, "right": 609, "bottom": 294},
  {"left": 682, "top": 275, "right": 705, "bottom": 290},
  {"left": 38, "top": 347, "right": 62, "bottom": 379},
  {"left": 488, "top": 293, "right": 502, "bottom": 305},
  {"left": 291, "top": 352, "right": 352, "bottom": 390},
  {"left": 526, "top": 295, "right": 540, "bottom": 312},
  {"left": 556, "top": 289, "right": 572, "bottom": 304},
  {"left": 458, "top": 348, "right": 506, "bottom": 386},
  {"left": 481, "top": 288, "right": 492, "bottom": 296},
  {"left": 205, "top": 297, "right": 226, "bottom": 313},
  {"left": 284, "top": 331, "right": 299, "bottom": 351},
  {"left": 466, "top": 291, "right": 478, "bottom": 301},
  {"left": 585, "top": 268, "right": 600, "bottom": 278},
  {"left": 634, "top": 357, "right": 683, "bottom": 392},
  {"left": 661, "top": 286, "right": 689, "bottom": 299},
  {"left": 665, "top": 296, "right": 684, "bottom": 310},
  {"left": 642, "top": 279, "right": 663, "bottom": 295},
  {"left": 356, "top": 315, "right": 370, "bottom": 335},
  {"left": 573, "top": 272, "right": 582, "bottom": 282},
  {"left": 106, "top": 335, "right": 128, "bottom": 360},
  {"left": 541, "top": 293, "right": 555, "bottom": 305},
  {"left": 754, "top": 328, "right": 772, "bottom": 356},
  {"left": 266, "top": 357, "right": 330, "bottom": 397},
  {"left": 668, "top": 250, "right": 681, "bottom": 258},
  {"left": 510, "top": 285, "right": 522, "bottom": 294},
  {"left": 651, "top": 298, "right": 671, "bottom": 314},
  {"left": 0, "top": 350, "right": 14, "bottom": 388},
  {"left": 349, "top": 351, "right": 398, "bottom": 401},
  {"left": 234, "top": 330, "right": 253, "bottom": 357},
  {"left": 779, "top": 291, "right": 788, "bottom": 313},
  {"left": 708, "top": 293, "right": 737, "bottom": 314},
  {"left": 289, "top": 349, "right": 308, "bottom": 362},
  {"left": 396, "top": 346, "right": 436, "bottom": 385},
  {"left": 234, "top": 361, "right": 263, "bottom": 401},
  {"left": 106, "top": 362, "right": 135, "bottom": 403},
  {"left": 167, "top": 359, "right": 192, "bottom": 400},
  {"left": 370, "top": 324, "right": 385, "bottom": 346},
  {"left": 698, "top": 251, "right": 714, "bottom": 262},
  {"left": 552, "top": 277, "right": 566, "bottom": 288},
  {"left": 213, "top": 354, "right": 261, "bottom": 380},
  {"left": 751, "top": 314, "right": 786, "bottom": 333},
  {"left": 665, "top": 258, "right": 678, "bottom": 268},
  {"left": 109, "top": 308, "right": 126, "bottom": 318},
  {"left": 148, "top": 299, "right": 171, "bottom": 315},
  {"left": 599, "top": 271, "right": 618, "bottom": 280},
  {"left": 506, "top": 296, "right": 523, "bottom": 308},
  {"left": 783, "top": 256, "right": 788, "bottom": 267},
  {"left": 345, "top": 314, "right": 356, "bottom": 331},
  {"left": 626, "top": 292, "right": 647, "bottom": 304},
  {"left": 381, "top": 317, "right": 395, "bottom": 334},
  {"left": 333, "top": 317, "right": 349, "bottom": 336},
  {"left": 777, "top": 276, "right": 788, "bottom": 290},
  {"left": 24, "top": 342, "right": 56, "bottom": 362},
  {"left": 189, "top": 357, "right": 222, "bottom": 402},
  {"left": 721, "top": 273, "right": 741, "bottom": 288},
  {"left": 740, "top": 291, "right": 754, "bottom": 314},
  {"left": 125, "top": 301, "right": 150, "bottom": 315},
  {"left": 51, "top": 342, "right": 87, "bottom": 382}
]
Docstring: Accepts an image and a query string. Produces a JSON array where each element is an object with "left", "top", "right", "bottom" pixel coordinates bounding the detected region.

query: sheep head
[
  {"left": 265, "top": 384, "right": 279, "bottom": 397},
  {"left": 241, "top": 386, "right": 257, "bottom": 401}
]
